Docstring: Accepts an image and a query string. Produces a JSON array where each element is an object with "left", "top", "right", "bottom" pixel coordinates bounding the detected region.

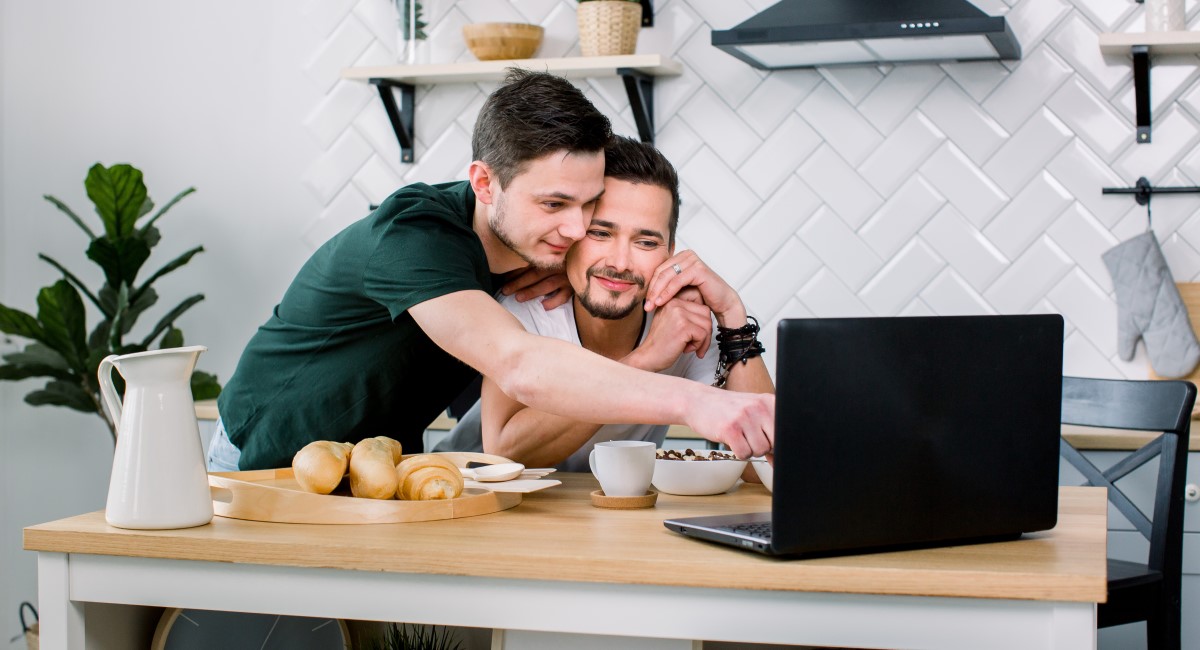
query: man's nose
[
  {"left": 607, "top": 242, "right": 633, "bottom": 271},
  {"left": 559, "top": 208, "right": 587, "bottom": 242}
]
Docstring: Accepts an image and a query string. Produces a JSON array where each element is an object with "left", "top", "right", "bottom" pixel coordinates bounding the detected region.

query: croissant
[
  {"left": 292, "top": 440, "right": 353, "bottom": 494},
  {"left": 395, "top": 454, "right": 464, "bottom": 500},
  {"left": 349, "top": 437, "right": 403, "bottom": 499}
]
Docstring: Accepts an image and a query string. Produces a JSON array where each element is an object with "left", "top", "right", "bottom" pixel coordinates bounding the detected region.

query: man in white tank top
[{"left": 471, "top": 137, "right": 775, "bottom": 472}]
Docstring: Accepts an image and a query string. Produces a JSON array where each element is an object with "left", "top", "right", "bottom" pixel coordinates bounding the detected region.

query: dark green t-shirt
[{"left": 218, "top": 181, "right": 496, "bottom": 469}]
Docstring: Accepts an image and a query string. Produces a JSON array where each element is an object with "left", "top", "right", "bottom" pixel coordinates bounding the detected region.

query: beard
[
  {"left": 577, "top": 266, "right": 645, "bottom": 320},
  {"left": 489, "top": 192, "right": 563, "bottom": 273}
]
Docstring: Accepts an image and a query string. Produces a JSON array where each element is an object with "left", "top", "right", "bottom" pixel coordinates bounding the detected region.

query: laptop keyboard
[{"left": 718, "top": 521, "right": 773, "bottom": 541}]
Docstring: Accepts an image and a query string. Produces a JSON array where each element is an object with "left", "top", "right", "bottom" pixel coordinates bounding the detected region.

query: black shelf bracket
[
  {"left": 640, "top": 0, "right": 654, "bottom": 27},
  {"left": 371, "top": 78, "right": 415, "bottom": 163},
  {"left": 618, "top": 69, "right": 655, "bottom": 144},
  {"left": 1132, "top": 45, "right": 1151, "bottom": 143}
]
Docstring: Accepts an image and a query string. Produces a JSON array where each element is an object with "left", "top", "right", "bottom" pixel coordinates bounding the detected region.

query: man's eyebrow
[
  {"left": 536, "top": 187, "right": 606, "bottom": 203},
  {"left": 589, "top": 220, "right": 665, "bottom": 240}
]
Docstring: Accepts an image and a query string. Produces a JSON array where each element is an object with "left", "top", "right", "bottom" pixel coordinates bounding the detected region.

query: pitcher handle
[{"left": 97, "top": 355, "right": 122, "bottom": 430}]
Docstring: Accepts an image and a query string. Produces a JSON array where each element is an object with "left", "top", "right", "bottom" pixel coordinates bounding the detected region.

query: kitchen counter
[{"left": 25, "top": 475, "right": 1107, "bottom": 649}]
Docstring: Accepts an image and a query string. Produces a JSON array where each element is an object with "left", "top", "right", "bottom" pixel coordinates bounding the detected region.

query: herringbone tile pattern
[{"left": 300, "top": 0, "right": 1200, "bottom": 379}]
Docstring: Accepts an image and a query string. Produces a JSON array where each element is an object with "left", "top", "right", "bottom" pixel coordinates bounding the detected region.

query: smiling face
[
  {"left": 567, "top": 178, "right": 675, "bottom": 320},
  {"left": 487, "top": 150, "right": 606, "bottom": 272}
]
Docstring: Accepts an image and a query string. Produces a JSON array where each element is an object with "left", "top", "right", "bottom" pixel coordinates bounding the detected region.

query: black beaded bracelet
[{"left": 713, "top": 316, "right": 765, "bottom": 388}]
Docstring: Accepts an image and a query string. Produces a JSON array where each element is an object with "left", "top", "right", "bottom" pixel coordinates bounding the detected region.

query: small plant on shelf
[{"left": 397, "top": 0, "right": 427, "bottom": 41}]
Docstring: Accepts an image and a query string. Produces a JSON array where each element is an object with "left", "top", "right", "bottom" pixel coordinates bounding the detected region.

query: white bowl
[
  {"left": 652, "top": 457, "right": 747, "bottom": 496},
  {"left": 752, "top": 457, "right": 773, "bottom": 492}
]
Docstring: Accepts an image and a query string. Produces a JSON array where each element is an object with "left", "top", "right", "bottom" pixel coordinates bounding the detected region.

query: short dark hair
[
  {"left": 603, "top": 136, "right": 681, "bottom": 246},
  {"left": 472, "top": 69, "right": 612, "bottom": 188}
]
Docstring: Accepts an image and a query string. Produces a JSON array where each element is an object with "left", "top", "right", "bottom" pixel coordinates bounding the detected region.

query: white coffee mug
[{"left": 588, "top": 440, "right": 655, "bottom": 497}]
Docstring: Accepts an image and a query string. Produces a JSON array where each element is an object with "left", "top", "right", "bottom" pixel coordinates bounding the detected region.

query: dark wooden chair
[{"left": 1060, "top": 376, "right": 1196, "bottom": 650}]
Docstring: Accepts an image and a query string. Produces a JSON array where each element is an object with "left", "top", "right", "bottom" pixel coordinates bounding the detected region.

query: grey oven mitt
[{"left": 1102, "top": 231, "right": 1200, "bottom": 378}]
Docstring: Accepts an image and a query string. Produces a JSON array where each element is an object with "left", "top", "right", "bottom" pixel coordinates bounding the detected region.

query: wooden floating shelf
[
  {"left": 342, "top": 54, "right": 682, "bottom": 85},
  {"left": 1099, "top": 30, "right": 1200, "bottom": 55},
  {"left": 342, "top": 55, "right": 682, "bottom": 162}
]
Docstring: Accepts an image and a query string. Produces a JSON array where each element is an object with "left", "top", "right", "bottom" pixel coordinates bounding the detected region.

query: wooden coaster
[{"left": 590, "top": 489, "right": 658, "bottom": 509}]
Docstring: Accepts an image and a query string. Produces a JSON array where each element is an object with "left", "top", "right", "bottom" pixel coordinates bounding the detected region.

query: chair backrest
[{"left": 1060, "top": 376, "right": 1196, "bottom": 577}]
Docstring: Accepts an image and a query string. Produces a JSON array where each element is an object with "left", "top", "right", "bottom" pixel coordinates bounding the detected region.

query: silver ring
[{"left": 672, "top": 263, "right": 683, "bottom": 275}]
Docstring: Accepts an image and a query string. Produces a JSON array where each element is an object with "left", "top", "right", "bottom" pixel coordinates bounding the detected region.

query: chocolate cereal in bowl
[{"left": 651, "top": 448, "right": 748, "bottom": 496}]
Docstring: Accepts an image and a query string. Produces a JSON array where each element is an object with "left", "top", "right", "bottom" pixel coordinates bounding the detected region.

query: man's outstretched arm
[{"left": 409, "top": 289, "right": 773, "bottom": 459}]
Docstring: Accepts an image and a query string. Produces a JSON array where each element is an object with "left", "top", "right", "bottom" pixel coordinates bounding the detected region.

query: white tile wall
[{"left": 299, "top": 0, "right": 1200, "bottom": 380}]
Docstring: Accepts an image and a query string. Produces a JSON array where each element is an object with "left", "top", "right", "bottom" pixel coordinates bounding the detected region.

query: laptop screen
[{"left": 770, "top": 315, "right": 1063, "bottom": 555}]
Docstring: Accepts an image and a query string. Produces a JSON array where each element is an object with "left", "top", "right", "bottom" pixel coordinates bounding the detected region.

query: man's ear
[{"left": 468, "top": 161, "right": 496, "bottom": 204}]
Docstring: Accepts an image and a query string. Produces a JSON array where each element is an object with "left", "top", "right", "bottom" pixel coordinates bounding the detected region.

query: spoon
[{"left": 461, "top": 462, "right": 526, "bottom": 482}]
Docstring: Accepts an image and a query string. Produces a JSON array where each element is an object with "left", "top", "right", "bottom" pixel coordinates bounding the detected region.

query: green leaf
[
  {"left": 86, "top": 236, "right": 151, "bottom": 289},
  {"left": 37, "top": 280, "right": 89, "bottom": 371},
  {"left": 133, "top": 246, "right": 203, "bottom": 302},
  {"left": 139, "top": 294, "right": 204, "bottom": 348},
  {"left": 140, "top": 187, "right": 195, "bottom": 235},
  {"left": 0, "top": 363, "right": 75, "bottom": 382},
  {"left": 88, "top": 319, "right": 112, "bottom": 353},
  {"left": 85, "top": 163, "right": 147, "bottom": 239},
  {"left": 0, "top": 302, "right": 46, "bottom": 343},
  {"left": 43, "top": 194, "right": 97, "bottom": 239},
  {"left": 107, "top": 283, "right": 130, "bottom": 351},
  {"left": 3, "top": 342, "right": 71, "bottom": 370},
  {"left": 121, "top": 286, "right": 158, "bottom": 335},
  {"left": 25, "top": 380, "right": 97, "bottom": 413},
  {"left": 160, "top": 327, "right": 184, "bottom": 349},
  {"left": 191, "top": 370, "right": 222, "bottom": 400},
  {"left": 137, "top": 195, "right": 154, "bottom": 218},
  {"left": 38, "top": 254, "right": 104, "bottom": 313},
  {"left": 142, "top": 224, "right": 161, "bottom": 249}
]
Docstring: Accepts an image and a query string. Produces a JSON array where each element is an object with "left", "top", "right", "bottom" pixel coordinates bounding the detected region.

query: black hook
[{"left": 1133, "top": 176, "right": 1152, "bottom": 206}]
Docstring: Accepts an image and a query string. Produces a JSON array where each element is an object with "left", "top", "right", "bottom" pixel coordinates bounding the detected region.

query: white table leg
[
  {"left": 1050, "top": 602, "right": 1097, "bottom": 650},
  {"left": 38, "top": 553, "right": 85, "bottom": 650}
]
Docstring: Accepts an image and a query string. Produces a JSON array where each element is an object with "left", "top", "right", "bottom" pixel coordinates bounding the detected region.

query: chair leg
[{"left": 1146, "top": 603, "right": 1180, "bottom": 650}]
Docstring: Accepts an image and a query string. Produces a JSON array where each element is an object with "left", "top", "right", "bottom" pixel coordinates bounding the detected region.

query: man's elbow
[{"left": 491, "top": 344, "right": 545, "bottom": 406}]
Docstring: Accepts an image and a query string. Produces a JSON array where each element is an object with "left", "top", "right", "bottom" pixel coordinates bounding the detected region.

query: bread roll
[
  {"left": 349, "top": 438, "right": 401, "bottom": 499},
  {"left": 371, "top": 436, "right": 403, "bottom": 464},
  {"left": 292, "top": 441, "right": 353, "bottom": 494},
  {"left": 395, "top": 454, "right": 464, "bottom": 500}
]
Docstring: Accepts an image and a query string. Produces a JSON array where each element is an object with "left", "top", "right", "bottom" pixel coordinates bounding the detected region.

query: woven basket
[{"left": 577, "top": 1, "right": 642, "bottom": 57}]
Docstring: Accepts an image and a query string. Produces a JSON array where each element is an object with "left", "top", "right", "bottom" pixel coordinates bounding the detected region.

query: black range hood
[{"left": 711, "top": 0, "right": 1021, "bottom": 69}]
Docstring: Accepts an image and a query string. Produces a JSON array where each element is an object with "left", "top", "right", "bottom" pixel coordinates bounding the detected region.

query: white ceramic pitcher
[{"left": 98, "top": 345, "right": 214, "bottom": 529}]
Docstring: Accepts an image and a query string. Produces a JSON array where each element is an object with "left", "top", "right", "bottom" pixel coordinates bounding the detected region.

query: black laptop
[{"left": 664, "top": 314, "right": 1064, "bottom": 557}]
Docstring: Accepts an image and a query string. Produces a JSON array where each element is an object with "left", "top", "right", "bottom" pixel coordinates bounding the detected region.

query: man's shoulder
[{"left": 371, "top": 181, "right": 474, "bottom": 229}]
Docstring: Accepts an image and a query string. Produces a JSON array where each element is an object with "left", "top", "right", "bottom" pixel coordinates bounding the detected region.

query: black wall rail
[
  {"left": 1103, "top": 177, "right": 1200, "bottom": 206},
  {"left": 1103, "top": 176, "right": 1200, "bottom": 228}
]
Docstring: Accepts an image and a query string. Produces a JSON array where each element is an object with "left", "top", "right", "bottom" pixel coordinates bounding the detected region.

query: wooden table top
[{"left": 25, "top": 475, "right": 1108, "bottom": 603}]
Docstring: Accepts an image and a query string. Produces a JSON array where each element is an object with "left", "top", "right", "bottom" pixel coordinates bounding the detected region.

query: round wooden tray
[{"left": 209, "top": 452, "right": 523, "bottom": 525}]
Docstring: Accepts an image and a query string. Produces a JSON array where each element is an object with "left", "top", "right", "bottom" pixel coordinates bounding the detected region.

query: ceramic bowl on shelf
[
  {"left": 462, "top": 23, "right": 544, "bottom": 61},
  {"left": 651, "top": 453, "right": 747, "bottom": 496}
]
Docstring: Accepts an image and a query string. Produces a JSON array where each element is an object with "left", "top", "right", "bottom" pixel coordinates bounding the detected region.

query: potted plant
[
  {"left": 358, "top": 623, "right": 463, "bottom": 650},
  {"left": 0, "top": 162, "right": 221, "bottom": 442},
  {"left": 577, "top": 0, "right": 642, "bottom": 57},
  {"left": 395, "top": 0, "right": 428, "bottom": 64}
]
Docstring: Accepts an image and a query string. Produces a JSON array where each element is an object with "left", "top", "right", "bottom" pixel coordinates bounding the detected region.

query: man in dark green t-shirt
[{"left": 214, "top": 69, "right": 776, "bottom": 471}]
